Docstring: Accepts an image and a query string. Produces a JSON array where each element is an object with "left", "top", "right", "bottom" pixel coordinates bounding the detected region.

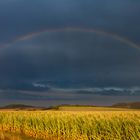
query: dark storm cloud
[
  {"left": 0, "top": 0, "right": 140, "bottom": 105},
  {"left": 0, "top": 0, "right": 140, "bottom": 43},
  {"left": 1, "top": 87, "right": 140, "bottom": 106},
  {"left": 0, "top": 32, "right": 140, "bottom": 89}
]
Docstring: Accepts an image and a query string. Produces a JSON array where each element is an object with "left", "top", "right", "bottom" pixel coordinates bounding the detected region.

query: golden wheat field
[{"left": 0, "top": 109, "right": 140, "bottom": 140}]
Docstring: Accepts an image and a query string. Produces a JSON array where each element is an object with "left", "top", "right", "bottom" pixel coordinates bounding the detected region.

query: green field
[{"left": 0, "top": 107, "right": 140, "bottom": 140}]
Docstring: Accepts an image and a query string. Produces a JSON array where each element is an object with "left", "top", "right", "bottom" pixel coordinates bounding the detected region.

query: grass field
[
  {"left": 0, "top": 107, "right": 140, "bottom": 140},
  {"left": 57, "top": 106, "right": 134, "bottom": 111}
]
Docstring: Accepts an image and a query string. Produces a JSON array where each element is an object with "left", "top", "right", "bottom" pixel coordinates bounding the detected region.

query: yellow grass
[
  {"left": 58, "top": 106, "right": 134, "bottom": 111},
  {"left": 0, "top": 109, "right": 140, "bottom": 140}
]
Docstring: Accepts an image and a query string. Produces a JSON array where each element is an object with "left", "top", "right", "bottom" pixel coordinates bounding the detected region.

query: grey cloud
[
  {"left": 0, "top": 31, "right": 140, "bottom": 90},
  {"left": 0, "top": 0, "right": 139, "bottom": 43},
  {"left": 1, "top": 86, "right": 140, "bottom": 107},
  {"left": 0, "top": 0, "right": 140, "bottom": 105}
]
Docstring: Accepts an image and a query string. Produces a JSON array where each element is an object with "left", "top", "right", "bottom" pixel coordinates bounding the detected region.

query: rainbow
[{"left": 2, "top": 27, "right": 140, "bottom": 50}]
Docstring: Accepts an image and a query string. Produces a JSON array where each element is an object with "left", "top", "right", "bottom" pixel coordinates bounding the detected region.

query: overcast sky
[{"left": 0, "top": 0, "right": 140, "bottom": 106}]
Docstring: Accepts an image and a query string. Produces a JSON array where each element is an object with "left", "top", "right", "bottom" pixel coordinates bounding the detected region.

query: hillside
[
  {"left": 1, "top": 102, "right": 140, "bottom": 111},
  {"left": 112, "top": 102, "right": 140, "bottom": 109},
  {"left": 0, "top": 104, "right": 45, "bottom": 110}
]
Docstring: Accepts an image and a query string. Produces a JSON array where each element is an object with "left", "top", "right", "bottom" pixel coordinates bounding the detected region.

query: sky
[{"left": 0, "top": 0, "right": 140, "bottom": 106}]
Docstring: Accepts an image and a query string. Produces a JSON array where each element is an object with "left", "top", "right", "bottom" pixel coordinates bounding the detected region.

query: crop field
[
  {"left": 0, "top": 109, "right": 140, "bottom": 140},
  {"left": 57, "top": 106, "right": 133, "bottom": 111}
]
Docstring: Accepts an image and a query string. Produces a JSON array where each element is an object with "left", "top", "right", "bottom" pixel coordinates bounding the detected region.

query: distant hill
[
  {"left": 112, "top": 102, "right": 140, "bottom": 109},
  {"left": 0, "top": 104, "right": 46, "bottom": 110},
  {"left": 1, "top": 102, "right": 140, "bottom": 111}
]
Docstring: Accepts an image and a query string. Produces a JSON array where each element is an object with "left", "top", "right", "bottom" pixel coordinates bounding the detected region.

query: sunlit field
[{"left": 0, "top": 108, "right": 140, "bottom": 140}]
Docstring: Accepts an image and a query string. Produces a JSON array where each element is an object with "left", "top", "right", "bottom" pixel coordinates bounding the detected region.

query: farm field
[
  {"left": 0, "top": 131, "right": 35, "bottom": 140},
  {"left": 0, "top": 107, "right": 140, "bottom": 140},
  {"left": 57, "top": 106, "right": 136, "bottom": 111}
]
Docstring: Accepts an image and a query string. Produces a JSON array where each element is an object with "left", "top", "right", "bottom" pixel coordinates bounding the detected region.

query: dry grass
[
  {"left": 58, "top": 106, "right": 134, "bottom": 111},
  {"left": 0, "top": 110, "right": 140, "bottom": 140}
]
